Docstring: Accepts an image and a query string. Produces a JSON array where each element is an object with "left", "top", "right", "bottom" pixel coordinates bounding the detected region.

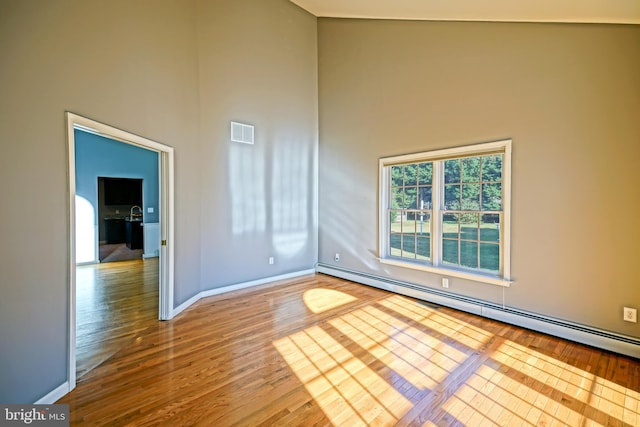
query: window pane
[
  {"left": 403, "top": 187, "right": 417, "bottom": 209},
  {"left": 480, "top": 214, "right": 500, "bottom": 242},
  {"left": 461, "top": 184, "right": 480, "bottom": 210},
  {"left": 390, "top": 211, "right": 402, "bottom": 233},
  {"left": 442, "top": 213, "right": 459, "bottom": 238},
  {"left": 442, "top": 239, "right": 458, "bottom": 265},
  {"left": 480, "top": 243, "right": 499, "bottom": 271},
  {"left": 401, "top": 234, "right": 416, "bottom": 259},
  {"left": 417, "top": 236, "right": 430, "bottom": 260},
  {"left": 418, "top": 186, "right": 432, "bottom": 209},
  {"left": 462, "top": 157, "right": 480, "bottom": 183},
  {"left": 391, "top": 165, "right": 404, "bottom": 186},
  {"left": 444, "top": 159, "right": 460, "bottom": 183},
  {"left": 403, "top": 217, "right": 416, "bottom": 233},
  {"left": 460, "top": 213, "right": 478, "bottom": 240},
  {"left": 418, "top": 162, "right": 432, "bottom": 185},
  {"left": 461, "top": 241, "right": 478, "bottom": 268},
  {"left": 444, "top": 185, "right": 460, "bottom": 210},
  {"left": 391, "top": 187, "right": 402, "bottom": 209},
  {"left": 417, "top": 212, "right": 430, "bottom": 236},
  {"left": 481, "top": 155, "right": 502, "bottom": 182},
  {"left": 482, "top": 183, "right": 502, "bottom": 211},
  {"left": 390, "top": 234, "right": 401, "bottom": 257},
  {"left": 404, "top": 164, "right": 417, "bottom": 186}
]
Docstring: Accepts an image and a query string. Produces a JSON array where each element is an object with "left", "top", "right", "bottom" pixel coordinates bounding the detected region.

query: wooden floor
[
  {"left": 99, "top": 243, "right": 144, "bottom": 263},
  {"left": 75, "top": 258, "right": 158, "bottom": 378},
  {"left": 61, "top": 268, "right": 640, "bottom": 426}
]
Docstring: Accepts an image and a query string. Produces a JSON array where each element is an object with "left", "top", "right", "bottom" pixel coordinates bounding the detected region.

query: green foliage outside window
[{"left": 389, "top": 153, "right": 503, "bottom": 273}]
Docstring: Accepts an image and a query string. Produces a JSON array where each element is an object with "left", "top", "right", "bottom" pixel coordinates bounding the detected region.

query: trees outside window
[{"left": 379, "top": 140, "right": 512, "bottom": 286}]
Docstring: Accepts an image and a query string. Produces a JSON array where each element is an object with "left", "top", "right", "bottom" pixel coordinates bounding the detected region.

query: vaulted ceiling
[{"left": 289, "top": 0, "right": 640, "bottom": 24}]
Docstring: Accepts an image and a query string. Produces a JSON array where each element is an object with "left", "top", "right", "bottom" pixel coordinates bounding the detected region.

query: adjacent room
[{"left": 1, "top": 0, "right": 638, "bottom": 425}]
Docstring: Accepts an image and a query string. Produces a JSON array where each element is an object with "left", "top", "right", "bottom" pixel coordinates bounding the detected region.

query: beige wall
[
  {"left": 0, "top": 0, "right": 201, "bottom": 403},
  {"left": 318, "top": 19, "right": 640, "bottom": 337},
  {"left": 195, "top": 0, "right": 318, "bottom": 287},
  {"left": 0, "top": 0, "right": 318, "bottom": 404}
]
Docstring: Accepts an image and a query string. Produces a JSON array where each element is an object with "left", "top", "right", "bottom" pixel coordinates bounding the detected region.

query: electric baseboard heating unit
[{"left": 231, "top": 121, "right": 254, "bottom": 145}]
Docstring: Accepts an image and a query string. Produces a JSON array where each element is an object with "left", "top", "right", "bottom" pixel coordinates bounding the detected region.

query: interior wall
[
  {"left": 318, "top": 19, "right": 640, "bottom": 338},
  {"left": 0, "top": 0, "right": 201, "bottom": 404},
  {"left": 195, "top": 0, "right": 319, "bottom": 288}
]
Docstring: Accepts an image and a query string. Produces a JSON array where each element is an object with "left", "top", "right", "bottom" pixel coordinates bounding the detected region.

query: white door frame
[{"left": 66, "top": 112, "right": 175, "bottom": 391}]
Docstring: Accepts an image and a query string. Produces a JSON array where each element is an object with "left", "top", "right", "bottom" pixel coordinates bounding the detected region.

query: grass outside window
[{"left": 380, "top": 140, "right": 512, "bottom": 285}]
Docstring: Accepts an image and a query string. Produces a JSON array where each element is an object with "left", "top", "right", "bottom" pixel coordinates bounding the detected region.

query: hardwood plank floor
[
  {"left": 60, "top": 271, "right": 640, "bottom": 426},
  {"left": 75, "top": 258, "right": 158, "bottom": 378}
]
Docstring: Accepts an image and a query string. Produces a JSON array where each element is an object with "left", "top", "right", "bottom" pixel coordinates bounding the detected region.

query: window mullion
[
  {"left": 432, "top": 161, "right": 442, "bottom": 267},
  {"left": 457, "top": 214, "right": 462, "bottom": 266},
  {"left": 477, "top": 213, "right": 481, "bottom": 269}
]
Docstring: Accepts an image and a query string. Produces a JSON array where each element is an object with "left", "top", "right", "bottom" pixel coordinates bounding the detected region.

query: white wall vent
[{"left": 230, "top": 121, "right": 254, "bottom": 145}]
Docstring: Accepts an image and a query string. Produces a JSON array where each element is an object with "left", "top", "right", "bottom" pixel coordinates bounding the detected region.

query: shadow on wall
[
  {"left": 230, "top": 142, "right": 267, "bottom": 235},
  {"left": 272, "top": 139, "right": 310, "bottom": 258},
  {"left": 228, "top": 138, "right": 312, "bottom": 259},
  {"left": 320, "top": 164, "right": 379, "bottom": 269}
]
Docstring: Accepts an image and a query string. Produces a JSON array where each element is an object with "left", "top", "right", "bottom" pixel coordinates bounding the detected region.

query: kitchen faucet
[{"left": 130, "top": 205, "right": 142, "bottom": 220}]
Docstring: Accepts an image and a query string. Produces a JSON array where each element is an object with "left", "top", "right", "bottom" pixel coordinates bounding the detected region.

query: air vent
[{"left": 230, "top": 121, "right": 254, "bottom": 145}]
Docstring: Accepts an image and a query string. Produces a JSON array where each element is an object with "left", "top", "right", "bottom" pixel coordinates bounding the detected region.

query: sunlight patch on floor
[
  {"left": 303, "top": 288, "right": 357, "bottom": 314},
  {"left": 440, "top": 339, "right": 639, "bottom": 426},
  {"left": 329, "top": 306, "right": 467, "bottom": 390},
  {"left": 378, "top": 294, "right": 493, "bottom": 350},
  {"left": 274, "top": 292, "right": 639, "bottom": 426},
  {"left": 273, "top": 325, "right": 413, "bottom": 426}
]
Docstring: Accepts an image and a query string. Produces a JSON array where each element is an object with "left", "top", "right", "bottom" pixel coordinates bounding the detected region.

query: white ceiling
[{"left": 289, "top": 0, "right": 640, "bottom": 24}]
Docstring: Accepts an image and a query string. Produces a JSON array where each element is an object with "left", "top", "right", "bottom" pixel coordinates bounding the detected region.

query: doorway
[
  {"left": 66, "top": 112, "right": 175, "bottom": 392},
  {"left": 98, "top": 176, "right": 144, "bottom": 262}
]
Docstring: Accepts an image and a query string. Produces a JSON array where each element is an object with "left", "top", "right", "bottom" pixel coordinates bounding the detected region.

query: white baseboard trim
[
  {"left": 482, "top": 306, "right": 640, "bottom": 359},
  {"left": 172, "top": 292, "right": 202, "bottom": 319},
  {"left": 35, "top": 382, "right": 69, "bottom": 404},
  {"left": 317, "top": 264, "right": 640, "bottom": 359},
  {"left": 142, "top": 254, "right": 159, "bottom": 259},
  {"left": 171, "top": 268, "right": 316, "bottom": 318}
]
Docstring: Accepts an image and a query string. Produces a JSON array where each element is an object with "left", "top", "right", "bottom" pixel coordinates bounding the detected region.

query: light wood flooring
[
  {"left": 61, "top": 265, "right": 640, "bottom": 426},
  {"left": 99, "top": 243, "right": 144, "bottom": 263},
  {"left": 75, "top": 258, "right": 158, "bottom": 378}
]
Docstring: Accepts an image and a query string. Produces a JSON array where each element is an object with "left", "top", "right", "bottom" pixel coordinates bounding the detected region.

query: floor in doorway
[
  {"left": 99, "top": 243, "right": 143, "bottom": 262},
  {"left": 76, "top": 258, "right": 158, "bottom": 379}
]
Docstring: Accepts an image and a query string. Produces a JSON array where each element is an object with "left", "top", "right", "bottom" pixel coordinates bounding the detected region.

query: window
[{"left": 379, "top": 140, "right": 512, "bottom": 287}]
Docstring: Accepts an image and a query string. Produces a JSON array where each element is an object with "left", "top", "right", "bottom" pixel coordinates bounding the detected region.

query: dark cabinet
[
  {"left": 125, "top": 220, "right": 143, "bottom": 249},
  {"left": 104, "top": 218, "right": 126, "bottom": 244}
]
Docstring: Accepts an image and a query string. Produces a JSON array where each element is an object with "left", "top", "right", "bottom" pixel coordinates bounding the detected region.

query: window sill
[{"left": 378, "top": 257, "right": 513, "bottom": 287}]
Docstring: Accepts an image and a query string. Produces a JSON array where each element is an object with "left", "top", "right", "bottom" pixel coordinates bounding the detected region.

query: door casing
[{"left": 66, "top": 112, "right": 175, "bottom": 391}]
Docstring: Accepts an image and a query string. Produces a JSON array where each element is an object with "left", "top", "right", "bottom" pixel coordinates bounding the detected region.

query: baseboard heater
[{"left": 316, "top": 263, "right": 640, "bottom": 359}]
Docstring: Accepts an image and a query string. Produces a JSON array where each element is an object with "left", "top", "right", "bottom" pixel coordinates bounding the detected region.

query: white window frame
[{"left": 378, "top": 139, "right": 512, "bottom": 287}]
